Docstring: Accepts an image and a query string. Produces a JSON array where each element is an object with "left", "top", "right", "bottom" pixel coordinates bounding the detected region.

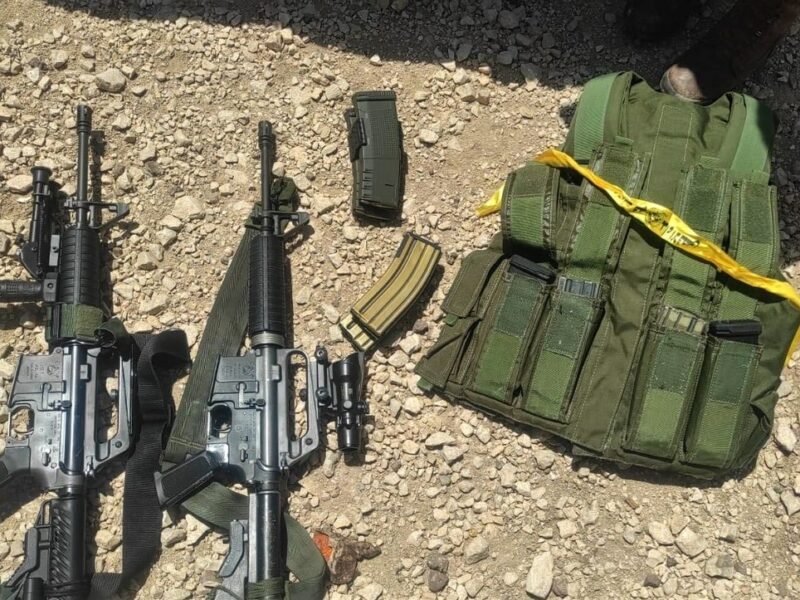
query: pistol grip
[
  {"left": 0, "top": 458, "right": 10, "bottom": 487},
  {"left": 155, "top": 451, "right": 220, "bottom": 508}
]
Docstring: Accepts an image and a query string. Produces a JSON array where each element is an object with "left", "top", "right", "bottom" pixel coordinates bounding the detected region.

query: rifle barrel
[
  {"left": 258, "top": 121, "right": 274, "bottom": 214},
  {"left": 75, "top": 105, "right": 91, "bottom": 227}
]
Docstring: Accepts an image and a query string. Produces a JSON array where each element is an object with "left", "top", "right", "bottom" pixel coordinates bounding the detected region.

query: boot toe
[{"left": 661, "top": 65, "right": 707, "bottom": 103}]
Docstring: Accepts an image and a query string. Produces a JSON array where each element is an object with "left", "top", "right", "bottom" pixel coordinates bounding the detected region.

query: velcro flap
[
  {"left": 624, "top": 328, "right": 705, "bottom": 459},
  {"left": 663, "top": 165, "right": 728, "bottom": 315},
  {"left": 470, "top": 270, "right": 548, "bottom": 403},
  {"left": 684, "top": 337, "right": 761, "bottom": 468},
  {"left": 523, "top": 283, "right": 602, "bottom": 422}
]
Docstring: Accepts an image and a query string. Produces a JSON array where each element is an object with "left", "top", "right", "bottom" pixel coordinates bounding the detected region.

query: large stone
[
  {"left": 534, "top": 449, "right": 556, "bottom": 470},
  {"left": 456, "top": 42, "right": 472, "bottom": 61},
  {"left": 428, "top": 570, "right": 449, "bottom": 593},
  {"left": 781, "top": 490, "right": 800, "bottom": 516},
  {"left": 95, "top": 529, "right": 122, "bottom": 551},
  {"left": 557, "top": 519, "right": 578, "bottom": 539},
  {"left": 441, "top": 445, "right": 465, "bottom": 464},
  {"left": 676, "top": 527, "right": 706, "bottom": 558},
  {"left": 403, "top": 397, "right": 424, "bottom": 415},
  {"left": 141, "top": 293, "right": 169, "bottom": 315},
  {"left": 499, "top": 463, "right": 517, "bottom": 488},
  {"left": 172, "top": 195, "right": 205, "bottom": 220},
  {"left": 525, "top": 551, "right": 554, "bottom": 599},
  {"left": 357, "top": 583, "right": 383, "bottom": 600},
  {"left": 463, "top": 536, "right": 490, "bottom": 565},
  {"left": 265, "top": 30, "right": 284, "bottom": 52},
  {"left": 774, "top": 420, "right": 797, "bottom": 453},
  {"left": 498, "top": 9, "right": 520, "bottom": 29},
  {"left": 425, "top": 431, "right": 455, "bottom": 448},
  {"left": 7, "top": 174, "right": 32, "bottom": 194},
  {"left": 419, "top": 129, "right": 439, "bottom": 145},
  {"left": 162, "top": 527, "right": 187, "bottom": 548},
  {"left": 95, "top": 68, "right": 127, "bottom": 92},
  {"left": 647, "top": 521, "right": 674, "bottom": 545},
  {"left": 705, "top": 554, "right": 735, "bottom": 579},
  {"left": 427, "top": 552, "right": 449, "bottom": 573},
  {"left": 51, "top": 50, "right": 69, "bottom": 69},
  {"left": 457, "top": 84, "right": 476, "bottom": 102}
]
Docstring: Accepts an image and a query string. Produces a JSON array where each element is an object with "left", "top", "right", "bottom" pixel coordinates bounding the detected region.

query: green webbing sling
[{"left": 162, "top": 180, "right": 327, "bottom": 600}]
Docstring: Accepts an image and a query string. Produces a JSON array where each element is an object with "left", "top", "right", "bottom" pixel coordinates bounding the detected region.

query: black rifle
[
  {"left": 155, "top": 122, "right": 368, "bottom": 600},
  {"left": 0, "top": 106, "right": 132, "bottom": 600}
]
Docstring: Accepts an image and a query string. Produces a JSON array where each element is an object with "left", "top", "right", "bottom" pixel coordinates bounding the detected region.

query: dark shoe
[
  {"left": 623, "top": 0, "right": 697, "bottom": 41},
  {"left": 662, "top": 0, "right": 800, "bottom": 103}
]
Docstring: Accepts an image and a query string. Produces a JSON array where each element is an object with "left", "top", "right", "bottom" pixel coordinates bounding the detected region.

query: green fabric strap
[
  {"left": 641, "top": 104, "right": 693, "bottom": 201},
  {"left": 48, "top": 303, "right": 105, "bottom": 342},
  {"left": 718, "top": 181, "right": 778, "bottom": 319},
  {"left": 565, "top": 144, "right": 639, "bottom": 283},
  {"left": 164, "top": 221, "right": 258, "bottom": 463},
  {"left": 471, "top": 271, "right": 546, "bottom": 402},
  {"left": 203, "top": 513, "right": 327, "bottom": 600},
  {"left": 501, "top": 163, "right": 553, "bottom": 255},
  {"left": 179, "top": 480, "right": 248, "bottom": 529},
  {"left": 730, "top": 94, "right": 775, "bottom": 178},
  {"left": 572, "top": 72, "right": 620, "bottom": 162},
  {"left": 283, "top": 512, "right": 328, "bottom": 599},
  {"left": 663, "top": 167, "right": 728, "bottom": 315}
]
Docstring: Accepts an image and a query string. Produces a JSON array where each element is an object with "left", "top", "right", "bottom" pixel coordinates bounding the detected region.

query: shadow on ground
[{"left": 36, "top": 0, "right": 715, "bottom": 90}]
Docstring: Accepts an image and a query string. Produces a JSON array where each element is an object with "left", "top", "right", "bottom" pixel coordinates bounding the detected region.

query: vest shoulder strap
[
  {"left": 570, "top": 72, "right": 625, "bottom": 162},
  {"left": 730, "top": 94, "right": 776, "bottom": 178}
]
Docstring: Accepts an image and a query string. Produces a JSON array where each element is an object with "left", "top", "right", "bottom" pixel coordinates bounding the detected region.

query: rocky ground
[{"left": 1, "top": 0, "right": 800, "bottom": 599}]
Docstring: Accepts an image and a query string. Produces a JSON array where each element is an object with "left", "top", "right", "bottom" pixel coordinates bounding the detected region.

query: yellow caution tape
[
  {"left": 476, "top": 183, "right": 504, "bottom": 217},
  {"left": 477, "top": 148, "right": 800, "bottom": 364}
]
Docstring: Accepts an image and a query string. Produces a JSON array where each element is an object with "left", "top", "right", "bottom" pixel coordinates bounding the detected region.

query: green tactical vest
[{"left": 415, "top": 72, "right": 800, "bottom": 479}]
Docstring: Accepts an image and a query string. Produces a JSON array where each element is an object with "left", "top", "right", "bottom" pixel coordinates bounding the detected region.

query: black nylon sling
[{"left": 89, "top": 329, "right": 190, "bottom": 599}]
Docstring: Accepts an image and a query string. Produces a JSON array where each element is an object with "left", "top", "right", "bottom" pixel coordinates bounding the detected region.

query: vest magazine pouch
[
  {"left": 465, "top": 256, "right": 554, "bottom": 404},
  {"left": 417, "top": 247, "right": 505, "bottom": 390},
  {"left": 415, "top": 315, "right": 480, "bottom": 389},
  {"left": 622, "top": 307, "right": 706, "bottom": 460},
  {"left": 519, "top": 277, "right": 604, "bottom": 423},
  {"left": 683, "top": 332, "right": 763, "bottom": 469},
  {"left": 440, "top": 248, "right": 505, "bottom": 318}
]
